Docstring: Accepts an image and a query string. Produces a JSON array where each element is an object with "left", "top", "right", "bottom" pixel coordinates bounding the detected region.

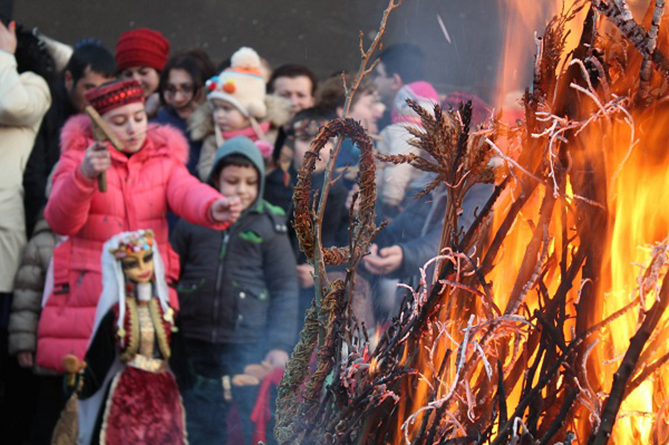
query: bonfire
[{"left": 275, "top": 0, "right": 669, "bottom": 444}]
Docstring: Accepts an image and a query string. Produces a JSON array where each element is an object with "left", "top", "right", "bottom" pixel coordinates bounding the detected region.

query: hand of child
[
  {"left": 296, "top": 263, "right": 315, "bottom": 289},
  {"left": 17, "top": 351, "right": 34, "bottom": 368},
  {"left": 80, "top": 142, "right": 111, "bottom": 180},
  {"left": 0, "top": 21, "right": 17, "bottom": 54},
  {"left": 363, "top": 244, "right": 403, "bottom": 275},
  {"left": 210, "top": 196, "right": 242, "bottom": 223},
  {"left": 265, "top": 349, "right": 290, "bottom": 370}
]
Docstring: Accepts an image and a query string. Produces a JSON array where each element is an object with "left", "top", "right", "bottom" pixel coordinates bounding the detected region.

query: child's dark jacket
[{"left": 171, "top": 138, "right": 298, "bottom": 353}]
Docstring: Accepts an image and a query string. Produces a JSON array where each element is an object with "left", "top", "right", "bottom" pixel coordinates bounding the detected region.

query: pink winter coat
[{"left": 37, "top": 115, "right": 229, "bottom": 372}]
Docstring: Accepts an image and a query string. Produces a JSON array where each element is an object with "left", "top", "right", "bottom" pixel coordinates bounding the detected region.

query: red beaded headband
[{"left": 85, "top": 79, "right": 145, "bottom": 116}]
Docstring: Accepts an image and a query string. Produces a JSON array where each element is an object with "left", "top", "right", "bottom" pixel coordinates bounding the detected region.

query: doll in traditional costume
[{"left": 63, "top": 230, "right": 187, "bottom": 445}]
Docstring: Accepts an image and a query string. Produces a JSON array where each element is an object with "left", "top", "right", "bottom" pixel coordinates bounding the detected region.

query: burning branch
[
  {"left": 591, "top": 243, "right": 669, "bottom": 445},
  {"left": 278, "top": 2, "right": 669, "bottom": 444},
  {"left": 593, "top": 0, "right": 669, "bottom": 77},
  {"left": 637, "top": 0, "right": 665, "bottom": 104}
]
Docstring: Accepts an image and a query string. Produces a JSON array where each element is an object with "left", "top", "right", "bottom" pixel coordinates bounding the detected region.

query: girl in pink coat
[{"left": 36, "top": 79, "right": 241, "bottom": 372}]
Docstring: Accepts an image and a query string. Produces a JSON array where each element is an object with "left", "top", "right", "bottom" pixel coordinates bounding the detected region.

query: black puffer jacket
[
  {"left": 171, "top": 138, "right": 299, "bottom": 353},
  {"left": 171, "top": 205, "right": 298, "bottom": 352}
]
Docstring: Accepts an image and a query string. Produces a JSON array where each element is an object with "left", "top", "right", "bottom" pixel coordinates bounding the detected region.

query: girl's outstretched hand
[{"left": 211, "top": 196, "right": 242, "bottom": 223}]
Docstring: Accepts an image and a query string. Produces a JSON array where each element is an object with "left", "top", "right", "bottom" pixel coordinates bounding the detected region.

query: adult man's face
[
  {"left": 65, "top": 66, "right": 115, "bottom": 112},
  {"left": 272, "top": 75, "right": 315, "bottom": 118},
  {"left": 372, "top": 62, "right": 401, "bottom": 105}
]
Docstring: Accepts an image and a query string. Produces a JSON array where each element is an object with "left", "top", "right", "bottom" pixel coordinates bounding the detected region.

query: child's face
[
  {"left": 216, "top": 165, "right": 259, "bottom": 211},
  {"left": 293, "top": 136, "right": 332, "bottom": 174},
  {"left": 349, "top": 92, "right": 385, "bottom": 135},
  {"left": 120, "top": 66, "right": 160, "bottom": 98},
  {"left": 212, "top": 99, "right": 251, "bottom": 132},
  {"left": 102, "top": 102, "right": 148, "bottom": 154}
]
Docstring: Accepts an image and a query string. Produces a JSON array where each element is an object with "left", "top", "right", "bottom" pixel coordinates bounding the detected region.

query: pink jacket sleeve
[
  {"left": 45, "top": 149, "right": 97, "bottom": 236},
  {"left": 166, "top": 161, "right": 231, "bottom": 230}
]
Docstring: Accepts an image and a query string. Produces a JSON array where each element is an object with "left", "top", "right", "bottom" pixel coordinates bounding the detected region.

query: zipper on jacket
[{"left": 212, "top": 231, "right": 230, "bottom": 326}]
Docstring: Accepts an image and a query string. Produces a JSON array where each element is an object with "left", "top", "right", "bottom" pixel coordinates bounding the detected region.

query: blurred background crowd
[{"left": 0, "top": 0, "right": 544, "bottom": 443}]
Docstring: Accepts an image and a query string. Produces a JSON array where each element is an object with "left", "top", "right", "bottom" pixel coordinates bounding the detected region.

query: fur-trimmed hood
[
  {"left": 187, "top": 93, "right": 292, "bottom": 142},
  {"left": 60, "top": 114, "right": 190, "bottom": 164}
]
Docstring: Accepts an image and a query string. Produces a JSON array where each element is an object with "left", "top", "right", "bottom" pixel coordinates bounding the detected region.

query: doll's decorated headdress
[
  {"left": 109, "top": 229, "right": 155, "bottom": 259},
  {"left": 93, "top": 230, "right": 171, "bottom": 350}
]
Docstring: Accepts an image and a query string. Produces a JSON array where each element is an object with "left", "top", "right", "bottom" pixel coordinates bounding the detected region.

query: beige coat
[{"left": 0, "top": 50, "right": 51, "bottom": 292}]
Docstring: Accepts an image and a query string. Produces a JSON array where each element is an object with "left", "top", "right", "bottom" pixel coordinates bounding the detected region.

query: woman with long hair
[{"left": 154, "top": 49, "right": 215, "bottom": 177}]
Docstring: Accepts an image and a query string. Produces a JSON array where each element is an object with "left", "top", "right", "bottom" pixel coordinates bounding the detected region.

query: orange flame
[
  {"left": 394, "top": 1, "right": 669, "bottom": 443},
  {"left": 492, "top": 1, "right": 669, "bottom": 442}
]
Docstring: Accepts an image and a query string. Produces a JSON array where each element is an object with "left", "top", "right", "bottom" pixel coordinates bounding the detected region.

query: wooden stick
[
  {"left": 636, "top": 0, "right": 665, "bottom": 105},
  {"left": 84, "top": 106, "right": 124, "bottom": 192},
  {"left": 591, "top": 256, "right": 669, "bottom": 445},
  {"left": 594, "top": 0, "right": 669, "bottom": 77}
]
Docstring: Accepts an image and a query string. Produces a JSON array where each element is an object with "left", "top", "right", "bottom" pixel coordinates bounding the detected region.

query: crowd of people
[{"left": 0, "top": 14, "right": 494, "bottom": 445}]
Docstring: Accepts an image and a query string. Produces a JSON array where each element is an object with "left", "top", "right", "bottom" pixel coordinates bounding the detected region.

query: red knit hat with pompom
[
  {"left": 85, "top": 80, "right": 145, "bottom": 116},
  {"left": 115, "top": 28, "right": 170, "bottom": 71}
]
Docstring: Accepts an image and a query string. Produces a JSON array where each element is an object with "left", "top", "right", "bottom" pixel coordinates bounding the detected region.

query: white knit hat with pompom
[{"left": 206, "top": 47, "right": 267, "bottom": 119}]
